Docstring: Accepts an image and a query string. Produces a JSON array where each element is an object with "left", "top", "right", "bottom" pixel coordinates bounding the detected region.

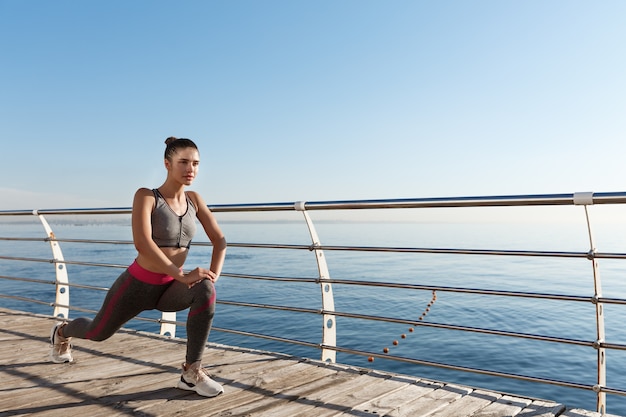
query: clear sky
[{"left": 1, "top": 1, "right": 625, "bottom": 211}]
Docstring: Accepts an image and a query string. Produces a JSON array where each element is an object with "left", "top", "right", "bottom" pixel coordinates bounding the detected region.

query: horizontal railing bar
[
  {"left": 302, "top": 192, "right": 626, "bottom": 210},
  {"left": 0, "top": 236, "right": 134, "bottom": 245},
  {"left": 216, "top": 298, "right": 626, "bottom": 350},
  {"left": 0, "top": 237, "right": 48, "bottom": 242},
  {"left": 0, "top": 208, "right": 133, "bottom": 216},
  {"left": 319, "top": 246, "right": 597, "bottom": 259},
  {"left": 55, "top": 260, "right": 129, "bottom": 269},
  {"left": 47, "top": 238, "right": 134, "bottom": 245},
  {"left": 324, "top": 345, "right": 606, "bottom": 394},
  {"left": 603, "top": 387, "right": 626, "bottom": 397},
  {"left": 0, "top": 255, "right": 55, "bottom": 263},
  {"left": 597, "top": 297, "right": 626, "bottom": 306},
  {"left": 218, "top": 300, "right": 320, "bottom": 315},
  {"left": 325, "top": 279, "right": 596, "bottom": 303},
  {"left": 61, "top": 282, "right": 109, "bottom": 292},
  {"left": 0, "top": 294, "right": 54, "bottom": 307},
  {"left": 224, "top": 273, "right": 317, "bottom": 283},
  {"left": 325, "top": 309, "right": 596, "bottom": 348},
  {"left": 0, "top": 275, "right": 107, "bottom": 292},
  {"left": 211, "top": 327, "right": 321, "bottom": 349},
  {"left": 224, "top": 242, "right": 312, "bottom": 250},
  {"left": 0, "top": 275, "right": 57, "bottom": 286},
  {"left": 0, "top": 255, "right": 132, "bottom": 270},
  {"left": 2, "top": 191, "right": 626, "bottom": 216},
  {"left": 224, "top": 272, "right": 626, "bottom": 305},
  {"left": 321, "top": 246, "right": 589, "bottom": 258},
  {"left": 222, "top": 273, "right": 609, "bottom": 304},
  {"left": 210, "top": 192, "right": 626, "bottom": 211},
  {"left": 3, "top": 236, "right": 626, "bottom": 261},
  {"left": 224, "top": 242, "right": 626, "bottom": 260},
  {"left": 0, "top": 256, "right": 125, "bottom": 270},
  {"left": 1, "top": 236, "right": 211, "bottom": 248}
]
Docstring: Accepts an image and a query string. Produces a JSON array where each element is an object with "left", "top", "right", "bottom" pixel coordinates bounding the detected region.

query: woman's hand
[{"left": 183, "top": 267, "right": 218, "bottom": 288}]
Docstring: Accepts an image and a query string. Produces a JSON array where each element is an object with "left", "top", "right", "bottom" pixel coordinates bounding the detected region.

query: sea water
[{"left": 2, "top": 213, "right": 626, "bottom": 414}]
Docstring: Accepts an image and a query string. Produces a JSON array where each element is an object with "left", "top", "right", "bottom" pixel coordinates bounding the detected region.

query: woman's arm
[{"left": 188, "top": 191, "right": 227, "bottom": 281}]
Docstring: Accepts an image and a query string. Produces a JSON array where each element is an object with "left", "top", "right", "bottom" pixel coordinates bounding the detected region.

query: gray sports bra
[{"left": 151, "top": 189, "right": 197, "bottom": 249}]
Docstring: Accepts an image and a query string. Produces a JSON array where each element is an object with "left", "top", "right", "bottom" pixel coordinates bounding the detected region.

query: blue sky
[{"left": 1, "top": 1, "right": 625, "bottom": 211}]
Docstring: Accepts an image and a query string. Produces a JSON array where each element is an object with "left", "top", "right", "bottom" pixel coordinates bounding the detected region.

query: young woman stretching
[{"left": 49, "top": 137, "right": 227, "bottom": 397}]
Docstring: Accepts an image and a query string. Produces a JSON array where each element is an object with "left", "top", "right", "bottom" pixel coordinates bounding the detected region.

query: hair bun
[{"left": 165, "top": 136, "right": 178, "bottom": 145}]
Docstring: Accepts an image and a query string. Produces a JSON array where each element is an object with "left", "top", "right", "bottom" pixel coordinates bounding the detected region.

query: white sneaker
[
  {"left": 177, "top": 362, "right": 223, "bottom": 397},
  {"left": 50, "top": 322, "right": 73, "bottom": 363}
]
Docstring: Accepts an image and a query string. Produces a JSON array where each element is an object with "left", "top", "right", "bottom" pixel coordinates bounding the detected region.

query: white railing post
[
  {"left": 35, "top": 211, "right": 70, "bottom": 320},
  {"left": 160, "top": 312, "right": 177, "bottom": 337},
  {"left": 295, "top": 201, "right": 336, "bottom": 363},
  {"left": 575, "top": 192, "right": 606, "bottom": 413}
]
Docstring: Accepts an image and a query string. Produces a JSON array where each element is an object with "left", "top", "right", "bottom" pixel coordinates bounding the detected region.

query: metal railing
[{"left": 2, "top": 191, "right": 626, "bottom": 414}]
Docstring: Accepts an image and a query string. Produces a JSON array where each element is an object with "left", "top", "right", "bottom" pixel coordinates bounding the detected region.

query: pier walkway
[{"left": 0, "top": 308, "right": 615, "bottom": 417}]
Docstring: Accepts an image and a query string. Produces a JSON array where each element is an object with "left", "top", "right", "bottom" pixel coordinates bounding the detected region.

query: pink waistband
[{"left": 128, "top": 260, "right": 176, "bottom": 285}]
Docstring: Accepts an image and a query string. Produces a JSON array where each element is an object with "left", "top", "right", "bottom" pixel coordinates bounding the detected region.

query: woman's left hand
[{"left": 187, "top": 267, "right": 218, "bottom": 288}]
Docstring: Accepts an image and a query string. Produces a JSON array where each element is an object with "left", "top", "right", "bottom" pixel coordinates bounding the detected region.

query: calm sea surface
[{"left": 2, "top": 214, "right": 626, "bottom": 414}]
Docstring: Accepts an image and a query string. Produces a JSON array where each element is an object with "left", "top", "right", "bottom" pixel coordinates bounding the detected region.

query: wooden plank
[
  {"left": 472, "top": 394, "right": 533, "bottom": 417},
  {"left": 427, "top": 388, "right": 502, "bottom": 417},
  {"left": 518, "top": 399, "right": 566, "bottom": 416}
]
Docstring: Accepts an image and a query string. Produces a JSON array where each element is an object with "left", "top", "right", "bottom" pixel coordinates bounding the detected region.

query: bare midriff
[{"left": 133, "top": 247, "right": 188, "bottom": 283}]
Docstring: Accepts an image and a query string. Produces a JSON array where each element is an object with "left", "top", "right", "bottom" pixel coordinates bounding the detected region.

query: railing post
[
  {"left": 295, "top": 201, "right": 336, "bottom": 363},
  {"left": 35, "top": 211, "right": 70, "bottom": 320},
  {"left": 160, "top": 313, "right": 177, "bottom": 337},
  {"left": 575, "top": 192, "right": 607, "bottom": 413}
]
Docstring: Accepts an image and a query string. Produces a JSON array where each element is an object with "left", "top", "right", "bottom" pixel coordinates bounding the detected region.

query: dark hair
[{"left": 164, "top": 136, "right": 198, "bottom": 161}]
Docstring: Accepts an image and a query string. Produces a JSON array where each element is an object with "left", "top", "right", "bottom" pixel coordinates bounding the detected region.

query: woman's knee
[
  {"left": 187, "top": 280, "right": 216, "bottom": 318},
  {"left": 193, "top": 279, "right": 216, "bottom": 303}
]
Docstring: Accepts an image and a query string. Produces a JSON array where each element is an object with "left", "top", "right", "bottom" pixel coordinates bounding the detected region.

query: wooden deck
[{"left": 0, "top": 308, "right": 616, "bottom": 417}]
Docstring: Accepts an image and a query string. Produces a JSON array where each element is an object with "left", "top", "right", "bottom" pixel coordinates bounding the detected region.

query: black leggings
[{"left": 63, "top": 269, "right": 216, "bottom": 364}]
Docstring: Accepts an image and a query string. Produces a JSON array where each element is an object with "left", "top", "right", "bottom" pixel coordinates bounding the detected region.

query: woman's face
[{"left": 165, "top": 147, "right": 200, "bottom": 186}]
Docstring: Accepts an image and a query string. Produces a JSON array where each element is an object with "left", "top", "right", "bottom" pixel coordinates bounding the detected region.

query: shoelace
[
  {"left": 57, "top": 340, "right": 72, "bottom": 354},
  {"left": 189, "top": 366, "right": 212, "bottom": 382}
]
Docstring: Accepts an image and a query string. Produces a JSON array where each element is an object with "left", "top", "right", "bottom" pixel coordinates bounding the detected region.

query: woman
[{"left": 49, "top": 137, "right": 227, "bottom": 397}]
